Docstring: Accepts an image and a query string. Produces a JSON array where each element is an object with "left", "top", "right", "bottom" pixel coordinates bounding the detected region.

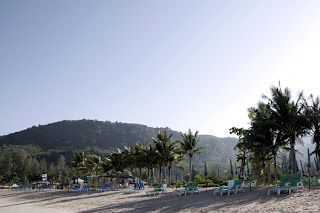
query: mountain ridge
[{"left": 0, "top": 119, "right": 239, "bottom": 170}]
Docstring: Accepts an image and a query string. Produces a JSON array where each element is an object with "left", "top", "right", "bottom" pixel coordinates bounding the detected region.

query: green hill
[{"left": 0, "top": 119, "right": 238, "bottom": 170}]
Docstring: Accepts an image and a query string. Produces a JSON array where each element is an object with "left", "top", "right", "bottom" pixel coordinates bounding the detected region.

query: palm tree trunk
[
  {"left": 189, "top": 156, "right": 192, "bottom": 182},
  {"left": 290, "top": 136, "right": 297, "bottom": 174},
  {"left": 168, "top": 166, "right": 171, "bottom": 186},
  {"left": 268, "top": 161, "right": 271, "bottom": 184},
  {"left": 273, "top": 153, "right": 277, "bottom": 184},
  {"left": 262, "top": 162, "right": 266, "bottom": 185},
  {"left": 159, "top": 166, "right": 162, "bottom": 184}
]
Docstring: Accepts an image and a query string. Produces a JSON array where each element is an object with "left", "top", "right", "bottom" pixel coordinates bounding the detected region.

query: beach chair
[
  {"left": 213, "top": 180, "right": 235, "bottom": 195},
  {"left": 126, "top": 183, "right": 144, "bottom": 193},
  {"left": 180, "top": 182, "right": 200, "bottom": 196},
  {"left": 311, "top": 176, "right": 320, "bottom": 185},
  {"left": 70, "top": 185, "right": 82, "bottom": 192},
  {"left": 229, "top": 179, "right": 245, "bottom": 194},
  {"left": 267, "top": 175, "right": 290, "bottom": 195},
  {"left": 192, "top": 182, "right": 200, "bottom": 194},
  {"left": 81, "top": 185, "right": 90, "bottom": 192},
  {"left": 277, "top": 173, "right": 304, "bottom": 195},
  {"left": 146, "top": 184, "right": 167, "bottom": 196},
  {"left": 173, "top": 182, "right": 193, "bottom": 196},
  {"left": 96, "top": 184, "right": 111, "bottom": 192}
]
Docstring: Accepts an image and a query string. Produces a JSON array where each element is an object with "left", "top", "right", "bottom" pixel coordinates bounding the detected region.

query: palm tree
[
  {"left": 153, "top": 131, "right": 172, "bottom": 183},
  {"left": 263, "top": 84, "right": 309, "bottom": 174},
  {"left": 166, "top": 142, "right": 184, "bottom": 185},
  {"left": 143, "top": 144, "right": 158, "bottom": 184},
  {"left": 70, "top": 151, "right": 87, "bottom": 175},
  {"left": 230, "top": 127, "right": 250, "bottom": 177},
  {"left": 304, "top": 95, "right": 320, "bottom": 160},
  {"left": 134, "top": 142, "right": 147, "bottom": 179},
  {"left": 248, "top": 102, "right": 286, "bottom": 183},
  {"left": 105, "top": 149, "right": 126, "bottom": 180},
  {"left": 85, "top": 154, "right": 101, "bottom": 176},
  {"left": 177, "top": 129, "right": 206, "bottom": 182}
]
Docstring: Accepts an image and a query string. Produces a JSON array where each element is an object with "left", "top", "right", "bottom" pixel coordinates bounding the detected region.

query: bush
[
  {"left": 220, "top": 180, "right": 228, "bottom": 186},
  {"left": 194, "top": 174, "right": 205, "bottom": 184},
  {"left": 198, "top": 183, "right": 219, "bottom": 188}
]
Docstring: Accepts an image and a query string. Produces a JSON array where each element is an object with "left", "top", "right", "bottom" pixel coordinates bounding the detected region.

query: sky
[{"left": 1, "top": 1, "right": 320, "bottom": 138}]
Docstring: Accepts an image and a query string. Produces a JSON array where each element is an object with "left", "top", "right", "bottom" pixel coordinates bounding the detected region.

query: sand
[{"left": 1, "top": 185, "right": 320, "bottom": 213}]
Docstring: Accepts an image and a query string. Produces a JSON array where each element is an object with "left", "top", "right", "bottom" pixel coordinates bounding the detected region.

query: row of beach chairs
[
  {"left": 267, "top": 173, "right": 304, "bottom": 195},
  {"left": 173, "top": 182, "right": 199, "bottom": 196}
]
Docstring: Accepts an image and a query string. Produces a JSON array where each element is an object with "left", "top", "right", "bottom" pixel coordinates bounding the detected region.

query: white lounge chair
[{"left": 213, "top": 180, "right": 235, "bottom": 195}]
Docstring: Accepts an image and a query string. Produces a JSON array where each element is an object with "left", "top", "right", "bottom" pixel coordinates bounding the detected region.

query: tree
[
  {"left": 153, "top": 131, "right": 173, "bottom": 183},
  {"left": 71, "top": 151, "right": 87, "bottom": 175},
  {"left": 263, "top": 84, "right": 309, "bottom": 174},
  {"left": 229, "top": 127, "right": 250, "bottom": 177},
  {"left": 85, "top": 154, "right": 101, "bottom": 176},
  {"left": 143, "top": 144, "right": 158, "bottom": 184},
  {"left": 304, "top": 95, "right": 320, "bottom": 160},
  {"left": 248, "top": 102, "right": 286, "bottom": 184},
  {"left": 177, "top": 129, "right": 206, "bottom": 182},
  {"left": 165, "top": 141, "right": 183, "bottom": 185}
]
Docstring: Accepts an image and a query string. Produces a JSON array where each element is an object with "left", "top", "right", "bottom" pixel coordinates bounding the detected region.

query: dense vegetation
[
  {"left": 0, "top": 120, "right": 238, "bottom": 185},
  {"left": 231, "top": 84, "right": 320, "bottom": 185}
]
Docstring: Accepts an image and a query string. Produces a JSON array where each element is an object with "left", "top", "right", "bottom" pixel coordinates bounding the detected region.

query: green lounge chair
[
  {"left": 277, "top": 173, "right": 304, "bottom": 195},
  {"left": 311, "top": 176, "right": 320, "bottom": 185},
  {"left": 173, "top": 182, "right": 193, "bottom": 196},
  {"left": 213, "top": 180, "right": 235, "bottom": 195},
  {"left": 146, "top": 184, "right": 167, "bottom": 196},
  {"left": 183, "top": 182, "right": 200, "bottom": 196},
  {"left": 267, "top": 175, "right": 290, "bottom": 195},
  {"left": 231, "top": 179, "right": 245, "bottom": 194}
]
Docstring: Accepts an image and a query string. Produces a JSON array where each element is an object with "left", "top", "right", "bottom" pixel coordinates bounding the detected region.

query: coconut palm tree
[
  {"left": 304, "top": 95, "right": 320, "bottom": 160},
  {"left": 153, "top": 131, "right": 172, "bottom": 183},
  {"left": 177, "top": 129, "right": 206, "bottom": 182},
  {"left": 143, "top": 144, "right": 158, "bottom": 183},
  {"left": 263, "top": 84, "right": 309, "bottom": 174},
  {"left": 248, "top": 102, "right": 286, "bottom": 183},
  {"left": 70, "top": 151, "right": 87, "bottom": 175},
  {"left": 230, "top": 127, "right": 250, "bottom": 177},
  {"left": 85, "top": 154, "right": 101, "bottom": 176},
  {"left": 166, "top": 142, "right": 184, "bottom": 185}
]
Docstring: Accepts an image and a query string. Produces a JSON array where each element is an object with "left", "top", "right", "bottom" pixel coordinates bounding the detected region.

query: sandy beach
[{"left": 1, "top": 185, "right": 320, "bottom": 213}]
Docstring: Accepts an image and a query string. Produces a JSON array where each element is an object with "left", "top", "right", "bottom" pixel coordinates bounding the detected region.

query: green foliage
[
  {"left": 198, "top": 183, "right": 219, "bottom": 187},
  {"left": 220, "top": 180, "right": 229, "bottom": 186},
  {"left": 194, "top": 174, "right": 205, "bottom": 184}
]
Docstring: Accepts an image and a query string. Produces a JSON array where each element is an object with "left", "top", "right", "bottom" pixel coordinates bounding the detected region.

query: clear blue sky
[{"left": 1, "top": 1, "right": 320, "bottom": 137}]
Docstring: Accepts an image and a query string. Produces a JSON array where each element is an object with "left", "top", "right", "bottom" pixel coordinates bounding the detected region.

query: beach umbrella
[
  {"left": 300, "top": 160, "right": 304, "bottom": 175},
  {"left": 151, "top": 169, "right": 154, "bottom": 181},
  {"left": 235, "top": 162, "right": 238, "bottom": 175},
  {"left": 296, "top": 160, "right": 299, "bottom": 172},
  {"left": 289, "top": 151, "right": 292, "bottom": 172},
  {"left": 282, "top": 162, "right": 284, "bottom": 175},
  {"left": 176, "top": 169, "right": 178, "bottom": 181},
  {"left": 246, "top": 158, "right": 250, "bottom": 175},
  {"left": 192, "top": 165, "right": 195, "bottom": 180},
  {"left": 308, "top": 148, "right": 311, "bottom": 168},
  {"left": 314, "top": 157, "right": 319, "bottom": 171},
  {"left": 230, "top": 159, "right": 233, "bottom": 175},
  {"left": 204, "top": 162, "right": 208, "bottom": 176}
]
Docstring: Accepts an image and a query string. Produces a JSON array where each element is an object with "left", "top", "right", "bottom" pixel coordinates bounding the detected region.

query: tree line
[
  {"left": 71, "top": 129, "right": 207, "bottom": 185},
  {"left": 0, "top": 144, "right": 72, "bottom": 185},
  {"left": 231, "top": 83, "right": 320, "bottom": 184}
]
